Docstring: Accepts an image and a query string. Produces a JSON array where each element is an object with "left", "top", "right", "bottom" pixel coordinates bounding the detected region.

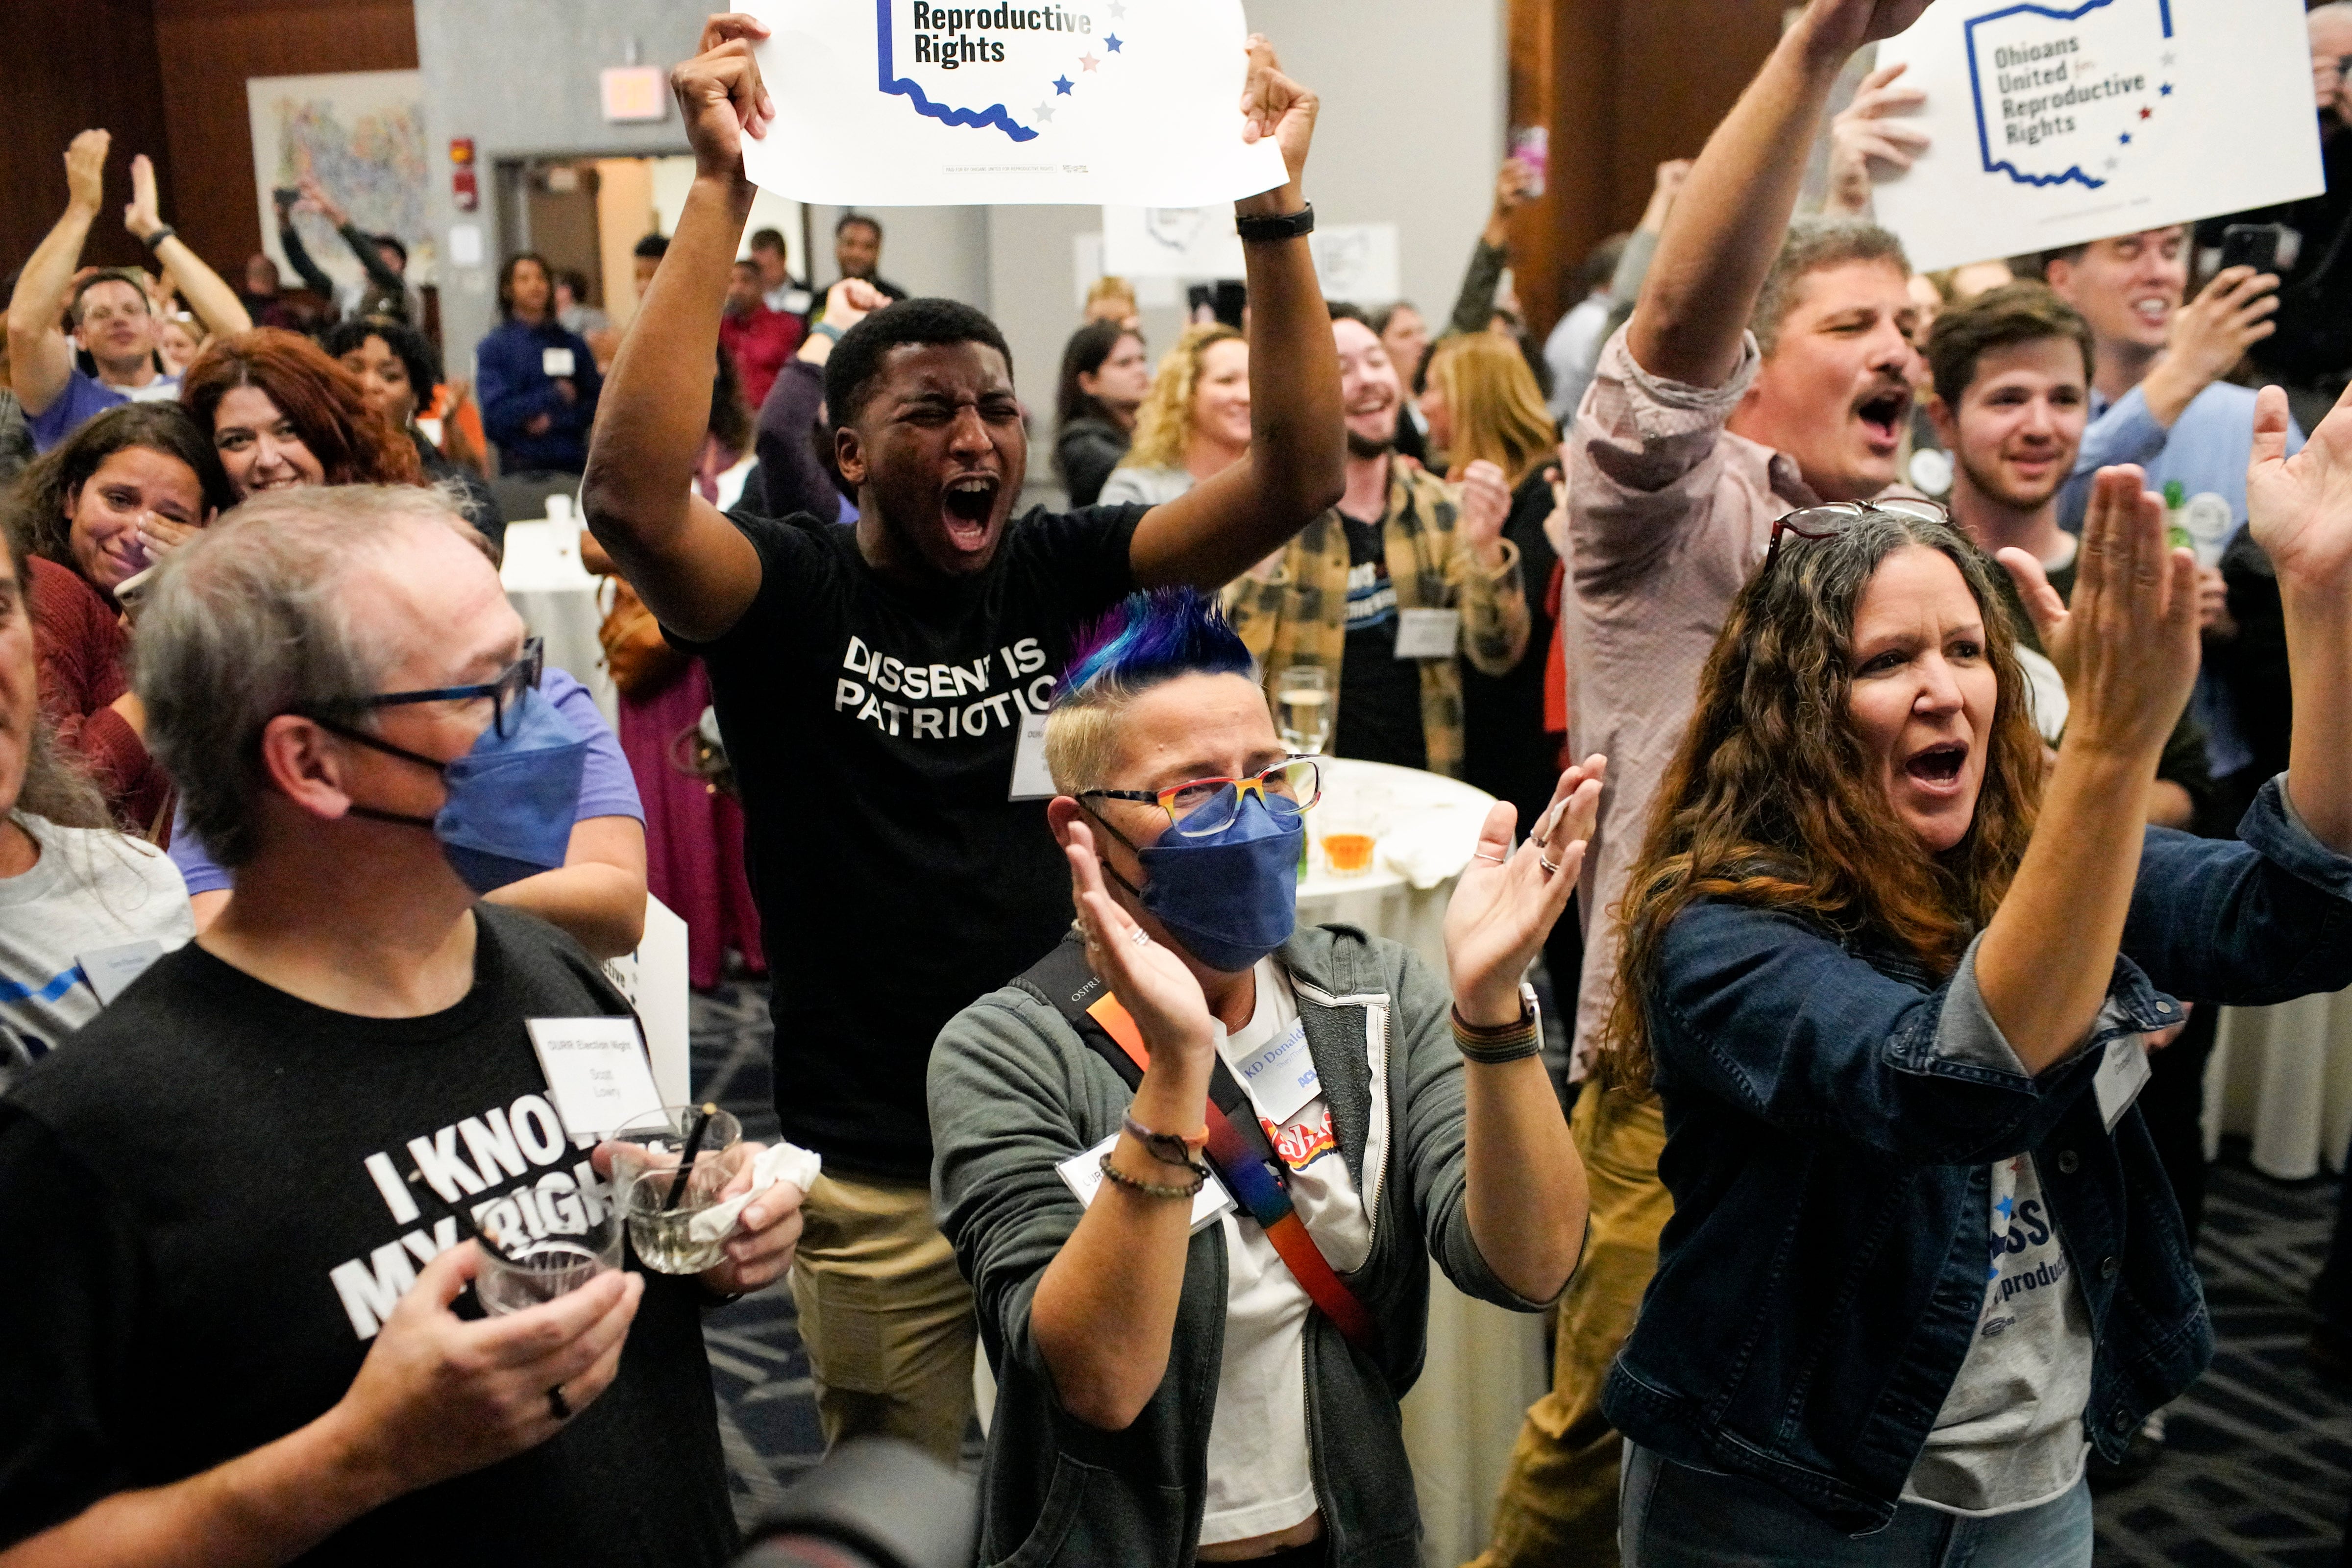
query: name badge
[
  {"left": 2093, "top": 1034, "right": 2154, "bottom": 1133},
  {"left": 541, "top": 346, "right": 577, "bottom": 379},
  {"left": 1056, "top": 1132, "right": 1234, "bottom": 1234},
  {"left": 1225, "top": 1018, "right": 1321, "bottom": 1127},
  {"left": 78, "top": 940, "right": 164, "bottom": 1006},
  {"left": 526, "top": 1017, "right": 665, "bottom": 1140},
  {"left": 1008, "top": 710, "right": 1056, "bottom": 801},
  {"left": 1393, "top": 607, "right": 1461, "bottom": 660}
]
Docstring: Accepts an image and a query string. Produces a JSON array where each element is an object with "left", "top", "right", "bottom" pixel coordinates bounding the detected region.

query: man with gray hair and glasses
[{"left": 0, "top": 486, "right": 798, "bottom": 1565}]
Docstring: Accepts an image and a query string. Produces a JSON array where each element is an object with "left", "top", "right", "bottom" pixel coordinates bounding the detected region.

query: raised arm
[
  {"left": 578, "top": 15, "right": 771, "bottom": 642},
  {"left": 297, "top": 176, "right": 408, "bottom": 297},
  {"left": 1445, "top": 159, "right": 1535, "bottom": 336},
  {"left": 1127, "top": 39, "right": 1345, "bottom": 590},
  {"left": 123, "top": 155, "right": 248, "bottom": 340},
  {"left": 6, "top": 131, "right": 109, "bottom": 419},
  {"left": 1630, "top": 0, "right": 1931, "bottom": 388},
  {"left": 2250, "top": 384, "right": 2352, "bottom": 852},
  {"left": 1989, "top": 468, "right": 2203, "bottom": 1072}
]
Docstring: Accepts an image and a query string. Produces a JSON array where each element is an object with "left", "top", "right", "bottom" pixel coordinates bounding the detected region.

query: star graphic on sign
[
  {"left": 1054, "top": 74, "right": 1073, "bottom": 94},
  {"left": 2139, "top": 106, "right": 2153, "bottom": 120},
  {"left": 1107, "top": 0, "right": 1125, "bottom": 13},
  {"left": 1080, "top": 51, "right": 1100, "bottom": 71},
  {"left": 2160, "top": 82, "right": 2174, "bottom": 97},
  {"left": 2162, "top": 51, "right": 2177, "bottom": 67},
  {"left": 1995, "top": 1196, "right": 2014, "bottom": 1220},
  {"left": 1105, "top": 33, "right": 1122, "bottom": 51},
  {"left": 2120, "top": 132, "right": 2133, "bottom": 144},
  {"left": 2105, "top": 156, "right": 2120, "bottom": 170},
  {"left": 1034, "top": 100, "right": 1055, "bottom": 121}
]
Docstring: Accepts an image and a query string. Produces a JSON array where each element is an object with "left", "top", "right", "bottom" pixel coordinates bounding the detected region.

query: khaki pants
[
  {"left": 1469, "top": 1086, "right": 1671, "bottom": 1568},
  {"left": 787, "top": 1170, "right": 977, "bottom": 1467}
]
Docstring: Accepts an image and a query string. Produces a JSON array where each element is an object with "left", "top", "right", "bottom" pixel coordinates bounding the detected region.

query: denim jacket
[{"left": 1604, "top": 777, "right": 2352, "bottom": 1533}]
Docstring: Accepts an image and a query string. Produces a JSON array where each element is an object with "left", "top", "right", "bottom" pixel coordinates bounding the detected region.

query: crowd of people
[{"left": 1, "top": 0, "right": 2351, "bottom": 1564}]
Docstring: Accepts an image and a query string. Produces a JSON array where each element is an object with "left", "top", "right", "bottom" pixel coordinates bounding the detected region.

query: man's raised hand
[
  {"left": 672, "top": 13, "right": 778, "bottom": 182},
  {"left": 65, "top": 129, "right": 110, "bottom": 216},
  {"left": 1804, "top": 0, "right": 1938, "bottom": 55},
  {"left": 1826, "top": 61, "right": 1930, "bottom": 215}
]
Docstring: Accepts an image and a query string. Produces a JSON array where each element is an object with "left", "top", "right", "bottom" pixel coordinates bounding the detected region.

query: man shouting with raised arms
[{"left": 581, "top": 12, "right": 1343, "bottom": 1464}]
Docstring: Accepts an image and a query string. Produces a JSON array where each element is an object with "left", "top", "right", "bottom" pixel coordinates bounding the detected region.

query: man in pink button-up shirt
[{"left": 1475, "top": 1, "right": 1933, "bottom": 1562}]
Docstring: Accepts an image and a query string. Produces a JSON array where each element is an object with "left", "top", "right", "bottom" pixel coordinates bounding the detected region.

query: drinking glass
[
  {"left": 474, "top": 1184, "right": 624, "bottom": 1316},
  {"left": 605, "top": 1105, "right": 747, "bottom": 1275},
  {"left": 1274, "top": 666, "right": 1330, "bottom": 757}
]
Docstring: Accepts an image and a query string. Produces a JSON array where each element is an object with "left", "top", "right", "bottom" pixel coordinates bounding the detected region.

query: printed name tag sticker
[
  {"left": 1227, "top": 1018, "right": 1321, "bottom": 1127},
  {"left": 1393, "top": 607, "right": 1461, "bottom": 660},
  {"left": 526, "top": 1017, "right": 667, "bottom": 1140},
  {"left": 541, "top": 346, "right": 577, "bottom": 378}
]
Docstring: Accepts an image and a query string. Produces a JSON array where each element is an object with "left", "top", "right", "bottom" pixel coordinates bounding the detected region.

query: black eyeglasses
[
  {"left": 1763, "top": 498, "right": 1952, "bottom": 572},
  {"left": 351, "top": 637, "right": 544, "bottom": 738}
]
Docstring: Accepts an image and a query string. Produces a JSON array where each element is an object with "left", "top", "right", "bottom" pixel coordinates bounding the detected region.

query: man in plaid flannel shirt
[{"left": 1225, "top": 309, "right": 1525, "bottom": 779}]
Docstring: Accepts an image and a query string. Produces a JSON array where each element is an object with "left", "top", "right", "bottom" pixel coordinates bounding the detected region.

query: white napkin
[
  {"left": 1377, "top": 806, "right": 1485, "bottom": 890},
  {"left": 686, "top": 1140, "right": 823, "bottom": 1244}
]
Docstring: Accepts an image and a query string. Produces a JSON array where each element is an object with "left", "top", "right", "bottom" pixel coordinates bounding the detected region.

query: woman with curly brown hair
[
  {"left": 179, "top": 327, "right": 421, "bottom": 501},
  {"left": 1598, "top": 423, "right": 2352, "bottom": 1563}
]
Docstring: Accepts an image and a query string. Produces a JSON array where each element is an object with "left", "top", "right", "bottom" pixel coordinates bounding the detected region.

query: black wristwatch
[
  {"left": 140, "top": 225, "right": 176, "bottom": 252},
  {"left": 1234, "top": 203, "right": 1315, "bottom": 244}
]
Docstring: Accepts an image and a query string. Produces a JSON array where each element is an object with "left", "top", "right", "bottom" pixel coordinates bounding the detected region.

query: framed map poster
[{"left": 247, "top": 70, "right": 431, "bottom": 290}]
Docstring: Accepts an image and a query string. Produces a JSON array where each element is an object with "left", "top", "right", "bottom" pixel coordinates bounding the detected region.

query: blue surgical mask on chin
[
  {"left": 327, "top": 685, "right": 589, "bottom": 894},
  {"left": 1106, "top": 792, "right": 1303, "bottom": 974}
]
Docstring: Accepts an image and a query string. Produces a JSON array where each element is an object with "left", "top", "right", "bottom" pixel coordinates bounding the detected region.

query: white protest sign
[
  {"left": 1105, "top": 206, "right": 1399, "bottom": 300},
  {"left": 1872, "top": 0, "right": 2324, "bottom": 273},
  {"left": 741, "top": 0, "right": 1288, "bottom": 206}
]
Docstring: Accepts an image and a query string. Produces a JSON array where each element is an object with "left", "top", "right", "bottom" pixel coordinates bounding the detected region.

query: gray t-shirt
[
  {"left": 1901, "top": 1153, "right": 2095, "bottom": 1515},
  {"left": 1097, "top": 464, "right": 1196, "bottom": 508},
  {"left": 0, "top": 814, "right": 193, "bottom": 1091}
]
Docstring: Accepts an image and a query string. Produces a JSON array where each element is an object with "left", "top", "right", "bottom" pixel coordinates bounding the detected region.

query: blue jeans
[{"left": 1621, "top": 1444, "right": 2093, "bottom": 1567}]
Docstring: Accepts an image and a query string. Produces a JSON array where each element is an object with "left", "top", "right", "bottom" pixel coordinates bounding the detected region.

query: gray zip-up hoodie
[{"left": 929, "top": 923, "right": 1552, "bottom": 1568}]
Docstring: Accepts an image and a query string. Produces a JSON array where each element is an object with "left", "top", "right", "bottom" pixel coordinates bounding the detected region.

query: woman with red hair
[{"left": 179, "top": 328, "right": 420, "bottom": 501}]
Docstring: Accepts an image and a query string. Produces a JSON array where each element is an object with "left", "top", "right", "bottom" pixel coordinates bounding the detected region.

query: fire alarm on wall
[{"left": 449, "top": 136, "right": 478, "bottom": 212}]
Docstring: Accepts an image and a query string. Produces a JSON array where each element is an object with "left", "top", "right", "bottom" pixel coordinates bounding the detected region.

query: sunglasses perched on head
[{"left": 1763, "top": 498, "right": 1952, "bottom": 572}]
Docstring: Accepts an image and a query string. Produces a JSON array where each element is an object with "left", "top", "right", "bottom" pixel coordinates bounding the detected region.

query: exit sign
[{"left": 600, "top": 65, "right": 667, "bottom": 123}]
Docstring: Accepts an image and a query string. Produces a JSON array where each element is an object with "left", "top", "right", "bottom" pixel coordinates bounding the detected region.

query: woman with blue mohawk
[{"left": 931, "top": 587, "right": 1600, "bottom": 1567}]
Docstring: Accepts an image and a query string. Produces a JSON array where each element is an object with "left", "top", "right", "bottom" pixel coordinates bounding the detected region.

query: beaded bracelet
[
  {"left": 1098, "top": 1152, "right": 1207, "bottom": 1201},
  {"left": 1452, "top": 1002, "right": 1544, "bottom": 1065}
]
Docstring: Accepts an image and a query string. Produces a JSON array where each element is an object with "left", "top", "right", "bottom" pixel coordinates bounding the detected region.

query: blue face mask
[
  {"left": 326, "top": 684, "right": 589, "bottom": 894},
  {"left": 1102, "top": 792, "right": 1303, "bottom": 974}
]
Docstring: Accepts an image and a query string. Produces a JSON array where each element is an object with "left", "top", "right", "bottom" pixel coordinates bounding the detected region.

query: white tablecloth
[
  {"left": 499, "top": 519, "right": 615, "bottom": 729},
  {"left": 1299, "top": 759, "right": 1549, "bottom": 1566},
  {"left": 2204, "top": 987, "right": 2352, "bottom": 1180}
]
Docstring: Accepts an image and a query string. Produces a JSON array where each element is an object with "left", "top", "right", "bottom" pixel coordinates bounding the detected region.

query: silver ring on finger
[
  {"left": 1129, "top": 928, "right": 1151, "bottom": 947},
  {"left": 547, "top": 1383, "right": 573, "bottom": 1421},
  {"left": 1473, "top": 850, "right": 1507, "bottom": 864},
  {"left": 1539, "top": 853, "right": 1563, "bottom": 878}
]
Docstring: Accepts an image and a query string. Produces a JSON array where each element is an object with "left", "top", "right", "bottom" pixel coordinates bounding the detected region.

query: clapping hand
[
  {"left": 673, "top": 13, "right": 777, "bottom": 181},
  {"left": 2249, "top": 382, "right": 2352, "bottom": 594},
  {"left": 1445, "top": 756, "right": 1606, "bottom": 1026},
  {"left": 1457, "top": 459, "right": 1512, "bottom": 569},
  {"left": 1805, "top": 0, "right": 1938, "bottom": 52},
  {"left": 123, "top": 153, "right": 164, "bottom": 244},
  {"left": 1065, "top": 819, "right": 1217, "bottom": 1065},
  {"left": 64, "top": 129, "right": 108, "bottom": 216},
  {"left": 1999, "top": 466, "right": 2199, "bottom": 761}
]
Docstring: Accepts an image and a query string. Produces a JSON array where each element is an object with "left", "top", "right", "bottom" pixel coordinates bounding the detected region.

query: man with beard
[
  {"left": 1225, "top": 306, "right": 1524, "bottom": 778},
  {"left": 1474, "top": 1, "right": 1938, "bottom": 1562},
  {"left": 582, "top": 17, "right": 1343, "bottom": 1464}
]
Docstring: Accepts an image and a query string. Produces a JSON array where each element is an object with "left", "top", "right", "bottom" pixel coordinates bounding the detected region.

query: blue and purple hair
[{"left": 1055, "top": 588, "right": 1255, "bottom": 710}]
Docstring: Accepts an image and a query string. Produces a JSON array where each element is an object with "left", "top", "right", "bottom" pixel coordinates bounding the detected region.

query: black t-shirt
[
  {"left": 1461, "top": 467, "right": 1560, "bottom": 835},
  {"left": 1333, "top": 512, "right": 1428, "bottom": 771},
  {"left": 0, "top": 906, "right": 735, "bottom": 1566},
  {"left": 690, "top": 504, "right": 1145, "bottom": 1176}
]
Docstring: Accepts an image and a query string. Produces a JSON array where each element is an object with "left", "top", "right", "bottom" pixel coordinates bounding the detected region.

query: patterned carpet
[{"left": 690, "top": 981, "right": 2352, "bottom": 1563}]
